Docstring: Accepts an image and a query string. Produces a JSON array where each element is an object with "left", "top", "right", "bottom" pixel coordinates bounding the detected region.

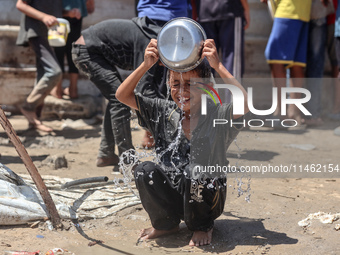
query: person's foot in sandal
[{"left": 21, "top": 107, "right": 53, "bottom": 132}]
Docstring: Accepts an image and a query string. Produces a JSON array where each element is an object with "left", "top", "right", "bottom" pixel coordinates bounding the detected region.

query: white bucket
[{"left": 48, "top": 18, "right": 71, "bottom": 47}]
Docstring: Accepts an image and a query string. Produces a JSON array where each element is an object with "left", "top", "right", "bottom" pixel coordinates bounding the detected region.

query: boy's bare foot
[
  {"left": 29, "top": 123, "right": 53, "bottom": 132},
  {"left": 50, "top": 84, "right": 63, "bottom": 99},
  {"left": 139, "top": 226, "right": 179, "bottom": 240},
  {"left": 21, "top": 107, "right": 53, "bottom": 132},
  {"left": 63, "top": 87, "right": 78, "bottom": 99},
  {"left": 189, "top": 229, "right": 213, "bottom": 246}
]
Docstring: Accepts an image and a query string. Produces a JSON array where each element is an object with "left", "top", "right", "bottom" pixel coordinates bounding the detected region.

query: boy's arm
[
  {"left": 201, "top": 39, "right": 249, "bottom": 119},
  {"left": 116, "top": 39, "right": 159, "bottom": 110},
  {"left": 240, "top": 0, "right": 250, "bottom": 30},
  {"left": 16, "top": 0, "right": 58, "bottom": 27}
]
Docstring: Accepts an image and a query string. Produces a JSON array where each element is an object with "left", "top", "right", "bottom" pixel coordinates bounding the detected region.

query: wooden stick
[{"left": 0, "top": 106, "right": 61, "bottom": 228}]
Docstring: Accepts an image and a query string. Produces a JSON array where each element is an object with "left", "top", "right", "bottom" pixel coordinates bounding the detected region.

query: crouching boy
[{"left": 116, "top": 39, "right": 249, "bottom": 246}]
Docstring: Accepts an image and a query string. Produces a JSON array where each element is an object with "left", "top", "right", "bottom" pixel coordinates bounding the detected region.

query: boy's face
[{"left": 169, "top": 70, "right": 204, "bottom": 115}]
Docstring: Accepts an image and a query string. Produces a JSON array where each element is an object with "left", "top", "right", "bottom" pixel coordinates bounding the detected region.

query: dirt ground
[{"left": 0, "top": 114, "right": 339, "bottom": 255}]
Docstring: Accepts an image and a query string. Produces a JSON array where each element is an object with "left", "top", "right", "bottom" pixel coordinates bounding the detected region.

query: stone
[
  {"left": 43, "top": 155, "right": 68, "bottom": 170},
  {"left": 125, "top": 215, "right": 148, "bottom": 221},
  {"left": 41, "top": 95, "right": 102, "bottom": 120},
  {"left": 334, "top": 126, "right": 340, "bottom": 136},
  {"left": 285, "top": 144, "right": 316, "bottom": 151}
]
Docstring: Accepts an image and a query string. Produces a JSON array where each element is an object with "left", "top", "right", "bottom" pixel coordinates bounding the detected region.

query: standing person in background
[
  {"left": 16, "top": 0, "right": 63, "bottom": 132},
  {"left": 51, "top": 0, "right": 95, "bottom": 99},
  {"left": 304, "top": 0, "right": 334, "bottom": 126},
  {"left": 262, "top": 0, "right": 312, "bottom": 125},
  {"left": 195, "top": 0, "right": 250, "bottom": 81},
  {"left": 72, "top": 1, "right": 191, "bottom": 169}
]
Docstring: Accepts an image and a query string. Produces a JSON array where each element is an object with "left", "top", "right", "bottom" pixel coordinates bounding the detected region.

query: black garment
[
  {"left": 135, "top": 94, "right": 242, "bottom": 181},
  {"left": 72, "top": 17, "right": 167, "bottom": 159},
  {"left": 196, "top": 0, "right": 244, "bottom": 22},
  {"left": 72, "top": 44, "right": 134, "bottom": 156},
  {"left": 134, "top": 161, "right": 226, "bottom": 232},
  {"left": 55, "top": 17, "right": 83, "bottom": 74},
  {"left": 134, "top": 94, "right": 244, "bottom": 232}
]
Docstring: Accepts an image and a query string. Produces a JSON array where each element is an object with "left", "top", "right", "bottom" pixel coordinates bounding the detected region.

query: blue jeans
[{"left": 305, "top": 18, "right": 327, "bottom": 119}]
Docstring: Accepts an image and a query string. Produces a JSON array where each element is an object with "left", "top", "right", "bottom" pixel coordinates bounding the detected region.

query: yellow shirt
[{"left": 275, "top": 0, "right": 312, "bottom": 22}]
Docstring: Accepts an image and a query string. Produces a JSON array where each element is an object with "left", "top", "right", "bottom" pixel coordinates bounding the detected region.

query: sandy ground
[{"left": 0, "top": 114, "right": 340, "bottom": 255}]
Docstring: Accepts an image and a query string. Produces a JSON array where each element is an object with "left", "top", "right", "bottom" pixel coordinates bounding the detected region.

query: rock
[
  {"left": 125, "top": 215, "right": 148, "bottom": 221},
  {"left": 334, "top": 126, "right": 340, "bottom": 136},
  {"left": 43, "top": 154, "right": 68, "bottom": 169},
  {"left": 41, "top": 95, "right": 102, "bottom": 120},
  {"left": 285, "top": 144, "right": 316, "bottom": 151},
  {"left": 61, "top": 118, "right": 99, "bottom": 130}
]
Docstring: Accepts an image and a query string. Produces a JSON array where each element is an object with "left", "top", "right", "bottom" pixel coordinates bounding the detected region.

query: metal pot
[{"left": 157, "top": 17, "right": 207, "bottom": 72}]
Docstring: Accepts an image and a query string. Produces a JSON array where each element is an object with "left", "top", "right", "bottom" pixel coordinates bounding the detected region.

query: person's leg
[
  {"left": 201, "top": 20, "right": 233, "bottom": 103},
  {"left": 21, "top": 36, "right": 62, "bottom": 131},
  {"left": 326, "top": 23, "right": 339, "bottom": 78},
  {"left": 304, "top": 18, "right": 327, "bottom": 125},
  {"left": 265, "top": 18, "right": 303, "bottom": 117},
  {"left": 72, "top": 40, "right": 134, "bottom": 158},
  {"left": 96, "top": 105, "right": 119, "bottom": 167},
  {"left": 218, "top": 17, "right": 244, "bottom": 80},
  {"left": 180, "top": 171, "right": 226, "bottom": 246},
  {"left": 65, "top": 17, "right": 82, "bottom": 99},
  {"left": 134, "top": 161, "right": 183, "bottom": 239},
  {"left": 331, "top": 37, "right": 340, "bottom": 118},
  {"left": 269, "top": 64, "right": 286, "bottom": 116},
  {"left": 51, "top": 39, "right": 66, "bottom": 99},
  {"left": 288, "top": 65, "right": 305, "bottom": 123}
]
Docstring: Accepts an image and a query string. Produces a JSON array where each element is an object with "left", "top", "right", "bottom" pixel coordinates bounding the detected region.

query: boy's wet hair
[
  {"left": 192, "top": 58, "right": 211, "bottom": 79},
  {"left": 167, "top": 57, "right": 212, "bottom": 86}
]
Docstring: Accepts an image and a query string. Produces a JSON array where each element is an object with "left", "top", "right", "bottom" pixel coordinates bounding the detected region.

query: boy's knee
[
  {"left": 49, "top": 67, "right": 62, "bottom": 81},
  {"left": 134, "top": 161, "right": 156, "bottom": 179}
]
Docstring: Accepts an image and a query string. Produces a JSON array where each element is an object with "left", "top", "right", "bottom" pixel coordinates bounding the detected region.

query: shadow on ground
[
  {"left": 0, "top": 154, "right": 49, "bottom": 164},
  {"left": 227, "top": 150, "right": 279, "bottom": 161},
  {"left": 152, "top": 212, "right": 297, "bottom": 253}
]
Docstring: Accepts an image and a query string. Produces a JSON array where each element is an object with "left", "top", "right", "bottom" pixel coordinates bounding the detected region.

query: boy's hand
[
  {"left": 201, "top": 39, "right": 220, "bottom": 70},
  {"left": 42, "top": 14, "right": 58, "bottom": 27},
  {"left": 144, "top": 39, "right": 159, "bottom": 68}
]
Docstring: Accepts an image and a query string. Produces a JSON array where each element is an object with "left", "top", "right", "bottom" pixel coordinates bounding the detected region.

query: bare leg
[
  {"left": 189, "top": 229, "right": 213, "bottom": 247},
  {"left": 50, "top": 80, "right": 63, "bottom": 99},
  {"left": 69, "top": 73, "right": 79, "bottom": 99},
  {"left": 139, "top": 226, "right": 179, "bottom": 240},
  {"left": 288, "top": 65, "right": 304, "bottom": 124},
  {"left": 20, "top": 107, "right": 53, "bottom": 132},
  {"left": 269, "top": 64, "right": 286, "bottom": 116},
  {"left": 64, "top": 73, "right": 79, "bottom": 99}
]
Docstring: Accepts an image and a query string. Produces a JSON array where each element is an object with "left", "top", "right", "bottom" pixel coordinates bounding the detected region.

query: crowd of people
[
  {"left": 13, "top": 0, "right": 340, "bottom": 248},
  {"left": 263, "top": 0, "right": 340, "bottom": 126}
]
